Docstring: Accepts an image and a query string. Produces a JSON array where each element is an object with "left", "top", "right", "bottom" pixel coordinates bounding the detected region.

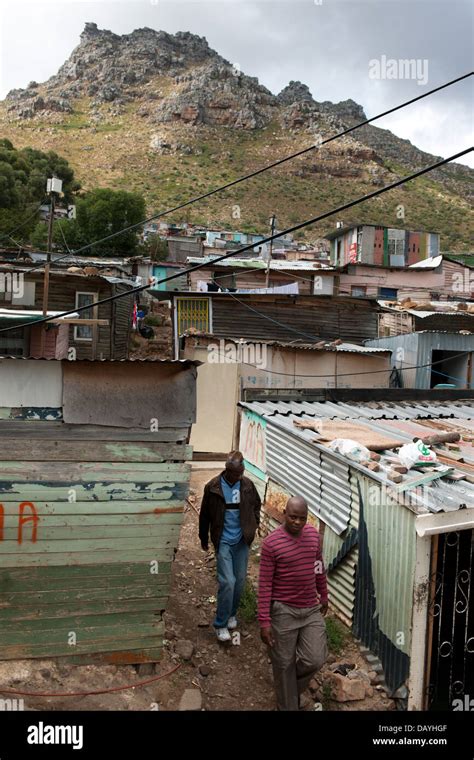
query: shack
[
  {"left": 0, "top": 357, "right": 198, "bottom": 664},
  {"left": 0, "top": 266, "right": 135, "bottom": 359},
  {"left": 238, "top": 392, "right": 474, "bottom": 710}
]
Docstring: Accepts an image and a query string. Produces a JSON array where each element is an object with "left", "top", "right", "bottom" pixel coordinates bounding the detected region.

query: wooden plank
[
  {"left": 395, "top": 467, "right": 454, "bottom": 492},
  {"left": 0, "top": 634, "right": 165, "bottom": 660},
  {"left": 0, "top": 461, "right": 190, "bottom": 483},
  {"left": 0, "top": 421, "right": 189, "bottom": 442},
  {"left": 0, "top": 502, "right": 184, "bottom": 517},
  {"left": 0, "top": 584, "right": 171, "bottom": 606},
  {"left": 0, "top": 616, "right": 164, "bottom": 644},
  {"left": 0, "top": 442, "right": 192, "bottom": 462},
  {"left": 0, "top": 548, "right": 175, "bottom": 567},
  {"left": 0, "top": 524, "right": 181, "bottom": 540},
  {"left": 0, "top": 484, "right": 187, "bottom": 502},
  {"left": 0, "top": 513, "right": 184, "bottom": 528},
  {"left": 0, "top": 561, "right": 172, "bottom": 582},
  {"left": 0, "top": 597, "right": 168, "bottom": 623},
  {"left": 0, "top": 535, "right": 179, "bottom": 553},
  {"left": 50, "top": 319, "right": 109, "bottom": 326},
  {"left": 0, "top": 575, "right": 171, "bottom": 597}
]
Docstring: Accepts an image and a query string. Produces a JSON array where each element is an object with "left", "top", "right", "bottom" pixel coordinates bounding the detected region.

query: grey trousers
[{"left": 269, "top": 600, "right": 328, "bottom": 711}]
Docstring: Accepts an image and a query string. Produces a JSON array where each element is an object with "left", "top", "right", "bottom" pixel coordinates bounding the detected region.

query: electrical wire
[
  {"left": 0, "top": 662, "right": 182, "bottom": 698},
  {"left": 220, "top": 290, "right": 322, "bottom": 341},
  {"left": 1, "top": 146, "right": 470, "bottom": 335},
  {"left": 22, "top": 71, "right": 473, "bottom": 272},
  {"left": 3, "top": 199, "right": 47, "bottom": 239},
  {"left": 200, "top": 345, "right": 471, "bottom": 379}
]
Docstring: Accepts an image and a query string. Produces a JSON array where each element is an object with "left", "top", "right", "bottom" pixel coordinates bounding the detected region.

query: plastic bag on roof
[
  {"left": 327, "top": 438, "right": 371, "bottom": 463},
  {"left": 398, "top": 439, "right": 437, "bottom": 469}
]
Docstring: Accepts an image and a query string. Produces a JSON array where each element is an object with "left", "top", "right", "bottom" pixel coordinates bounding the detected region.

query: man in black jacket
[{"left": 199, "top": 451, "right": 261, "bottom": 642}]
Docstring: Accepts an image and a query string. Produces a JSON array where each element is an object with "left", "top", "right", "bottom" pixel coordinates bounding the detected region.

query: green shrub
[
  {"left": 325, "top": 615, "right": 348, "bottom": 655},
  {"left": 144, "top": 315, "right": 163, "bottom": 327},
  {"left": 238, "top": 580, "right": 258, "bottom": 623}
]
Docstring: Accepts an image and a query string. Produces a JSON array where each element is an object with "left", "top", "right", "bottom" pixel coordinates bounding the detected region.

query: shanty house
[
  {"left": 181, "top": 334, "right": 392, "bottom": 455},
  {"left": 0, "top": 357, "right": 198, "bottom": 664},
  {"left": 366, "top": 332, "right": 474, "bottom": 389},
  {"left": 0, "top": 266, "right": 135, "bottom": 359},
  {"left": 151, "top": 291, "right": 381, "bottom": 359},
  {"left": 238, "top": 392, "right": 474, "bottom": 710},
  {"left": 326, "top": 224, "right": 440, "bottom": 267}
]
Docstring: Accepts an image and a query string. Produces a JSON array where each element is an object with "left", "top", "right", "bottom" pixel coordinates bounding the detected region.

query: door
[{"left": 425, "top": 529, "right": 474, "bottom": 710}]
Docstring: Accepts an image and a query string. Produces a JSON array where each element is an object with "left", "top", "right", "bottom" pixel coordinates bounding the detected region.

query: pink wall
[{"left": 338, "top": 265, "right": 444, "bottom": 297}]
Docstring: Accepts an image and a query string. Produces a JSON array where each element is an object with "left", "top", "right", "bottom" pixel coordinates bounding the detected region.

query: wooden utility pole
[
  {"left": 265, "top": 214, "right": 276, "bottom": 289},
  {"left": 43, "top": 191, "right": 55, "bottom": 317}
]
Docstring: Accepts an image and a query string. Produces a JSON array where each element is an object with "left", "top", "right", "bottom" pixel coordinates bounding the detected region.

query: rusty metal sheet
[{"left": 63, "top": 361, "right": 197, "bottom": 428}]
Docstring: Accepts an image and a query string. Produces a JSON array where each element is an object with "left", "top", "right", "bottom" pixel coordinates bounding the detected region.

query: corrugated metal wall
[
  {"left": 265, "top": 422, "right": 322, "bottom": 517},
  {"left": 354, "top": 475, "right": 416, "bottom": 692},
  {"left": 265, "top": 422, "right": 352, "bottom": 535},
  {"left": 322, "top": 471, "right": 360, "bottom": 626},
  {"left": 112, "top": 281, "right": 134, "bottom": 358},
  {"left": 367, "top": 332, "right": 474, "bottom": 389}
]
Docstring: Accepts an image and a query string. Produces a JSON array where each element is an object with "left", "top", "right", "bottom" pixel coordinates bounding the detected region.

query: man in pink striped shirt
[{"left": 258, "top": 496, "right": 328, "bottom": 711}]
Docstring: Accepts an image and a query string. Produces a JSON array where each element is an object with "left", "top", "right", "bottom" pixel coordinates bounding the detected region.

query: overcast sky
[{"left": 1, "top": 0, "right": 472, "bottom": 166}]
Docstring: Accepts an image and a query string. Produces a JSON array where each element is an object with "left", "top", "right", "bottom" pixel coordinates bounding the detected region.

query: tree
[
  {"left": 0, "top": 140, "right": 80, "bottom": 246},
  {"left": 140, "top": 234, "right": 169, "bottom": 261},
  {"left": 29, "top": 218, "right": 82, "bottom": 251},
  {"left": 74, "top": 189, "right": 146, "bottom": 256}
]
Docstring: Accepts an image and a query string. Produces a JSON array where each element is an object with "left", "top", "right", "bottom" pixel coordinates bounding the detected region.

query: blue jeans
[{"left": 214, "top": 538, "right": 249, "bottom": 628}]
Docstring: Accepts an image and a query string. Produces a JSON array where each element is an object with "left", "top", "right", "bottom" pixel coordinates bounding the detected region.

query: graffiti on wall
[
  {"left": 240, "top": 413, "right": 266, "bottom": 472},
  {"left": 0, "top": 502, "right": 39, "bottom": 544}
]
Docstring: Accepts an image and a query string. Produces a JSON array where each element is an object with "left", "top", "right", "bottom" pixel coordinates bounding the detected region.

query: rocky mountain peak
[
  {"left": 80, "top": 21, "right": 106, "bottom": 41},
  {"left": 319, "top": 98, "right": 367, "bottom": 123},
  {"left": 277, "top": 81, "right": 314, "bottom": 105}
]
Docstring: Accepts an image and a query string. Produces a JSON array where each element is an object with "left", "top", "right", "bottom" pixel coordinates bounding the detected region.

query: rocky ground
[{"left": 0, "top": 467, "right": 397, "bottom": 712}]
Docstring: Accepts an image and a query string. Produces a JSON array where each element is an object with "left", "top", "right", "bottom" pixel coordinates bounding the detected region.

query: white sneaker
[
  {"left": 227, "top": 616, "right": 238, "bottom": 630},
  {"left": 216, "top": 627, "right": 231, "bottom": 642}
]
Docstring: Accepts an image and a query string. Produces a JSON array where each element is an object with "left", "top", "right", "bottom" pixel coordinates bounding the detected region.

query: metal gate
[
  {"left": 176, "top": 297, "right": 210, "bottom": 335},
  {"left": 426, "top": 529, "right": 474, "bottom": 710}
]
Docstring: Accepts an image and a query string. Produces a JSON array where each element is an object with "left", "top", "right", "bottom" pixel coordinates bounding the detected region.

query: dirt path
[
  {"left": 0, "top": 467, "right": 396, "bottom": 712},
  {"left": 153, "top": 467, "right": 396, "bottom": 712}
]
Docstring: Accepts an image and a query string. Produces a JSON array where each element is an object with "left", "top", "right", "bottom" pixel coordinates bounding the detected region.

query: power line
[
  {"left": 22, "top": 71, "right": 473, "bottom": 271},
  {"left": 202, "top": 346, "right": 471, "bottom": 379},
  {"left": 3, "top": 199, "right": 47, "bottom": 239},
  {"left": 222, "top": 290, "right": 322, "bottom": 341},
  {"left": 0, "top": 146, "right": 471, "bottom": 335}
]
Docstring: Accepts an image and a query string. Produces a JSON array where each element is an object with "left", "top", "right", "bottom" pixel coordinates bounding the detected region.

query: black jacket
[{"left": 198, "top": 473, "right": 261, "bottom": 551}]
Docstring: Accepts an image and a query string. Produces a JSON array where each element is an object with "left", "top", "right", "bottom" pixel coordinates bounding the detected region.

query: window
[
  {"left": 379, "top": 287, "right": 398, "bottom": 299},
  {"left": 351, "top": 286, "right": 367, "bottom": 297},
  {"left": 176, "top": 297, "right": 210, "bottom": 335},
  {"left": 387, "top": 229, "right": 405, "bottom": 259},
  {"left": 0, "top": 326, "right": 27, "bottom": 356},
  {"left": 74, "top": 292, "right": 97, "bottom": 341}
]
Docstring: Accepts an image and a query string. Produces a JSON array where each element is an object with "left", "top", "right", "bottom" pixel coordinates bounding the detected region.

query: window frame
[{"left": 74, "top": 291, "right": 98, "bottom": 342}]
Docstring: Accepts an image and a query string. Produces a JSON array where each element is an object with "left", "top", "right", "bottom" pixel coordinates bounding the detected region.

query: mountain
[{"left": 2, "top": 22, "right": 472, "bottom": 249}]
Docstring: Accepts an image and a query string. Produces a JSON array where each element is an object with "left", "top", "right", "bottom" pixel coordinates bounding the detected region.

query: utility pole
[
  {"left": 43, "top": 177, "right": 62, "bottom": 317},
  {"left": 265, "top": 214, "right": 276, "bottom": 289}
]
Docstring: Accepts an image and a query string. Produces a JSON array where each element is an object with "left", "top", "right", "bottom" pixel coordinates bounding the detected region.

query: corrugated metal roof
[
  {"left": 0, "top": 309, "right": 78, "bottom": 321},
  {"left": 186, "top": 256, "right": 333, "bottom": 272},
  {"left": 183, "top": 334, "right": 390, "bottom": 354},
  {"left": 378, "top": 300, "right": 474, "bottom": 318},
  {"left": 240, "top": 399, "right": 474, "bottom": 420},
  {"left": 0, "top": 356, "right": 200, "bottom": 364},
  {"left": 240, "top": 399, "right": 474, "bottom": 513},
  {"left": 408, "top": 255, "right": 443, "bottom": 269}
]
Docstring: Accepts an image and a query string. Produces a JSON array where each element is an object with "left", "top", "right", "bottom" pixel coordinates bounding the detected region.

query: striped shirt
[{"left": 258, "top": 524, "right": 328, "bottom": 627}]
